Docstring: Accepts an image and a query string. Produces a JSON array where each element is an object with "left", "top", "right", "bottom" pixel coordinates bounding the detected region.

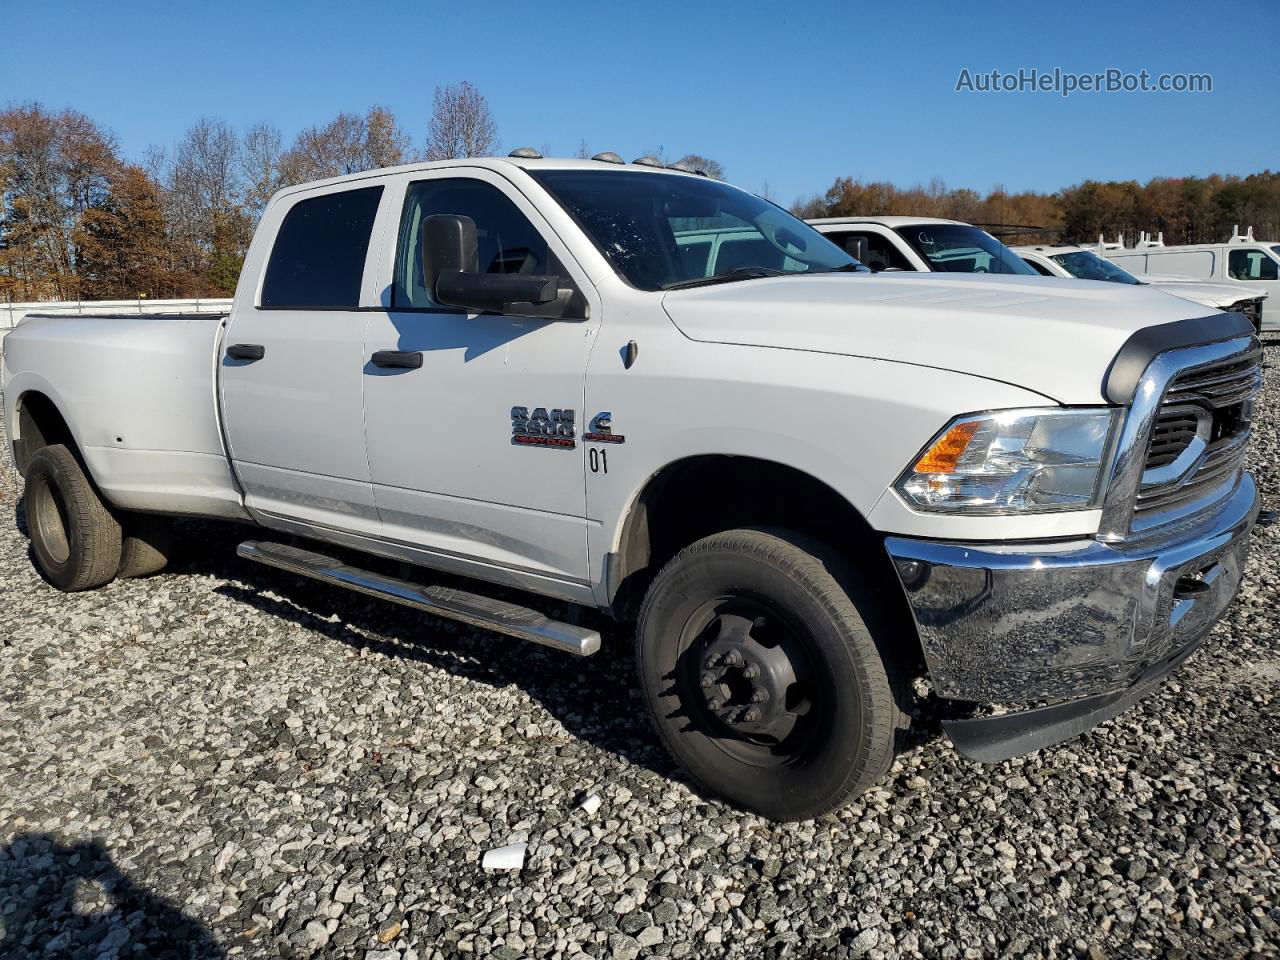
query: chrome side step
[{"left": 236, "top": 540, "right": 601, "bottom": 657}]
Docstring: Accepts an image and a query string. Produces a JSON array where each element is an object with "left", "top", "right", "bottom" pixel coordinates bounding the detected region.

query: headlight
[{"left": 896, "top": 408, "right": 1120, "bottom": 514}]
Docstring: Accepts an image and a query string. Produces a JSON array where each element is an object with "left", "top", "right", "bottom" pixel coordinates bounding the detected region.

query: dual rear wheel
[{"left": 24, "top": 444, "right": 171, "bottom": 592}]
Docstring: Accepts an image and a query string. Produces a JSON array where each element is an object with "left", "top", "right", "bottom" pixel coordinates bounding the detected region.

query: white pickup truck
[{"left": 1, "top": 155, "right": 1264, "bottom": 820}]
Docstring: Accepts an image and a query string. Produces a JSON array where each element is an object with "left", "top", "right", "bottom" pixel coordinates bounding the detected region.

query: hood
[
  {"left": 662, "top": 272, "right": 1226, "bottom": 404},
  {"left": 1142, "top": 276, "right": 1269, "bottom": 306}
]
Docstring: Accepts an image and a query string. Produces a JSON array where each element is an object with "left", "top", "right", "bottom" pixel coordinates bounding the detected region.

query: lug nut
[
  {"left": 707, "top": 698, "right": 723, "bottom": 711},
  {"left": 750, "top": 688, "right": 769, "bottom": 703},
  {"left": 700, "top": 672, "right": 716, "bottom": 688},
  {"left": 742, "top": 664, "right": 760, "bottom": 679},
  {"left": 743, "top": 708, "right": 761, "bottom": 723},
  {"left": 724, "top": 650, "right": 743, "bottom": 667}
]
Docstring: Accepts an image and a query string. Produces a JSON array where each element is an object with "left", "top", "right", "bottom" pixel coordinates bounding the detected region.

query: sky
[{"left": 3, "top": 0, "right": 1277, "bottom": 205}]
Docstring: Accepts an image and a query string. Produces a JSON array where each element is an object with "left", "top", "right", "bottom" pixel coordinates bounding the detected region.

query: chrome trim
[
  {"left": 1098, "top": 335, "right": 1258, "bottom": 543},
  {"left": 237, "top": 540, "right": 601, "bottom": 657},
  {"left": 885, "top": 474, "right": 1258, "bottom": 704}
]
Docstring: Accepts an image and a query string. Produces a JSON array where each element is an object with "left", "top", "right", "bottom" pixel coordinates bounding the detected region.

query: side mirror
[
  {"left": 422, "top": 214, "right": 479, "bottom": 291},
  {"left": 843, "top": 235, "right": 869, "bottom": 263},
  {"left": 436, "top": 272, "right": 559, "bottom": 312},
  {"left": 422, "top": 212, "right": 559, "bottom": 313}
]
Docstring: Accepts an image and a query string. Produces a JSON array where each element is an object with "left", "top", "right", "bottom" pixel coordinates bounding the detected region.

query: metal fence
[{"left": 2, "top": 297, "right": 233, "bottom": 329}]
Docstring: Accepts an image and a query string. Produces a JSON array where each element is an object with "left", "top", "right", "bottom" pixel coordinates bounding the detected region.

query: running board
[{"left": 236, "top": 540, "right": 601, "bottom": 657}]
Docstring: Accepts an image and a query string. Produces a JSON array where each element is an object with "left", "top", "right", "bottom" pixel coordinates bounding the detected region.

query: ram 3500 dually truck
[{"left": 1, "top": 155, "right": 1264, "bottom": 820}]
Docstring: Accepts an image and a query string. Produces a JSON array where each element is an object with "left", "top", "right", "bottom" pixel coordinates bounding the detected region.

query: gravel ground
[{"left": 2, "top": 349, "right": 1279, "bottom": 960}]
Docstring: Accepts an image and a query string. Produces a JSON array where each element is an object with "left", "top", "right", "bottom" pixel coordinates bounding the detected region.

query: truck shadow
[
  {"left": 156, "top": 520, "right": 946, "bottom": 792},
  {"left": 0, "top": 833, "right": 224, "bottom": 959}
]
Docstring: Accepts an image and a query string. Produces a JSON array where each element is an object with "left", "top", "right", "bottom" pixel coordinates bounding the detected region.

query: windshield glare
[
  {"left": 1049, "top": 250, "right": 1141, "bottom": 284},
  {"left": 530, "top": 170, "right": 857, "bottom": 290},
  {"left": 893, "top": 224, "right": 1037, "bottom": 275}
]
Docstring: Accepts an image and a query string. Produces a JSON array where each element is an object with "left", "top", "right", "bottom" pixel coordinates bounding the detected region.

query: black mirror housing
[
  {"left": 422, "top": 214, "right": 479, "bottom": 293},
  {"left": 435, "top": 272, "right": 560, "bottom": 313},
  {"left": 843, "top": 235, "right": 869, "bottom": 263}
]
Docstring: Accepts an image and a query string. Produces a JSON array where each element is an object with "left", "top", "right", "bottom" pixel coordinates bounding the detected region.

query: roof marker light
[
  {"left": 632, "top": 156, "right": 663, "bottom": 167},
  {"left": 591, "top": 152, "right": 624, "bottom": 164},
  {"left": 508, "top": 147, "right": 542, "bottom": 159}
]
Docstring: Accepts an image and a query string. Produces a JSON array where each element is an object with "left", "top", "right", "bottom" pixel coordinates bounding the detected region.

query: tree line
[
  {"left": 0, "top": 84, "right": 505, "bottom": 302},
  {"left": 793, "top": 170, "right": 1280, "bottom": 248},
  {"left": 5, "top": 89, "right": 1277, "bottom": 302}
]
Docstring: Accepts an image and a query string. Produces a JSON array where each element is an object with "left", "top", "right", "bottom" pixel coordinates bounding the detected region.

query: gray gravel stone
[{"left": 1, "top": 342, "right": 1279, "bottom": 958}]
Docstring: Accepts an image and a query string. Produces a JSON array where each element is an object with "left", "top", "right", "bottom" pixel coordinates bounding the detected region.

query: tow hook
[{"left": 1173, "top": 574, "right": 1212, "bottom": 599}]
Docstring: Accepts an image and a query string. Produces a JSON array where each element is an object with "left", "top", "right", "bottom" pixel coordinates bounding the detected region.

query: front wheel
[{"left": 636, "top": 528, "right": 906, "bottom": 821}]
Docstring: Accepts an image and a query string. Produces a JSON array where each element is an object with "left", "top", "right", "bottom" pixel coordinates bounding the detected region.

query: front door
[
  {"left": 361, "top": 170, "right": 599, "bottom": 594},
  {"left": 220, "top": 183, "right": 385, "bottom": 531},
  {"left": 1227, "top": 247, "right": 1280, "bottom": 330}
]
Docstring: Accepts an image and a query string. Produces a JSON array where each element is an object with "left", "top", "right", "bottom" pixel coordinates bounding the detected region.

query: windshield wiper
[
  {"left": 661, "top": 266, "right": 786, "bottom": 290},
  {"left": 819, "top": 263, "right": 868, "bottom": 273}
]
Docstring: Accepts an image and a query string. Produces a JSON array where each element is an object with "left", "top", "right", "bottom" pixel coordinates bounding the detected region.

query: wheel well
[
  {"left": 609, "top": 456, "right": 922, "bottom": 667},
  {"left": 14, "top": 392, "right": 75, "bottom": 474}
]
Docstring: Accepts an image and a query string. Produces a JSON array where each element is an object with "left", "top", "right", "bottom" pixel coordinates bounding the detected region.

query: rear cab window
[{"left": 261, "top": 186, "right": 384, "bottom": 308}]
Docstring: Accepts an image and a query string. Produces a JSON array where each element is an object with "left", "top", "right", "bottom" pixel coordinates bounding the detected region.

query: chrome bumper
[{"left": 885, "top": 474, "right": 1259, "bottom": 711}]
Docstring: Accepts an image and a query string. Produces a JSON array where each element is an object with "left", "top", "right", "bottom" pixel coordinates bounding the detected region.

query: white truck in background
[
  {"left": 806, "top": 216, "right": 1270, "bottom": 333},
  {"left": 1012, "top": 245, "right": 1268, "bottom": 333},
  {"left": 1, "top": 154, "right": 1264, "bottom": 820},
  {"left": 1101, "top": 227, "right": 1280, "bottom": 332}
]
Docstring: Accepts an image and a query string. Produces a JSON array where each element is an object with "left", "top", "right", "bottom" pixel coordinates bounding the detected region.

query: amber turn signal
[{"left": 913, "top": 420, "right": 980, "bottom": 474}]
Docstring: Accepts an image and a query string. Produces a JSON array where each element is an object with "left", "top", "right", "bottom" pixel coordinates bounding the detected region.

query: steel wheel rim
[
  {"left": 676, "top": 594, "right": 830, "bottom": 768},
  {"left": 33, "top": 479, "right": 71, "bottom": 565}
]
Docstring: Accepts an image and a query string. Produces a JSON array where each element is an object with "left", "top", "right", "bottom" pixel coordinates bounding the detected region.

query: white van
[{"left": 1104, "top": 228, "right": 1280, "bottom": 331}]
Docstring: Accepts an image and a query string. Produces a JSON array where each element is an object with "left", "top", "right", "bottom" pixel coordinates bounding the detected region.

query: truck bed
[{"left": 2, "top": 312, "right": 248, "bottom": 519}]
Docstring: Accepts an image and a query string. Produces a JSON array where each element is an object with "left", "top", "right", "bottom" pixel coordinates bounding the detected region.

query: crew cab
[
  {"left": 1, "top": 155, "right": 1264, "bottom": 820},
  {"left": 1014, "top": 244, "right": 1268, "bottom": 332}
]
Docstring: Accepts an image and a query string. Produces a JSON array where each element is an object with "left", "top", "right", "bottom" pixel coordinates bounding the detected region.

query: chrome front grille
[{"left": 1135, "top": 346, "right": 1262, "bottom": 520}]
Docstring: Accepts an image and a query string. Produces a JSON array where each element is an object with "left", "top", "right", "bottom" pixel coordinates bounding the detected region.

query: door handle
[
  {"left": 227, "top": 343, "right": 265, "bottom": 361},
  {"left": 371, "top": 350, "right": 423, "bottom": 369}
]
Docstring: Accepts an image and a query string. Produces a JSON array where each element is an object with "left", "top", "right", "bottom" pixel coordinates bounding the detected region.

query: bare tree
[
  {"left": 675, "top": 153, "right": 725, "bottom": 179},
  {"left": 241, "top": 122, "right": 283, "bottom": 216},
  {"left": 167, "top": 117, "right": 248, "bottom": 291},
  {"left": 278, "top": 107, "right": 412, "bottom": 186},
  {"left": 424, "top": 82, "right": 498, "bottom": 160},
  {"left": 575, "top": 139, "right": 591, "bottom": 159},
  {"left": 364, "top": 106, "right": 411, "bottom": 169}
]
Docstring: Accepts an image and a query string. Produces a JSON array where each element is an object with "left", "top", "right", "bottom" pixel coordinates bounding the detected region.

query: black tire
[
  {"left": 117, "top": 513, "right": 173, "bottom": 579},
  {"left": 24, "top": 444, "right": 122, "bottom": 592},
  {"left": 636, "top": 528, "right": 907, "bottom": 821}
]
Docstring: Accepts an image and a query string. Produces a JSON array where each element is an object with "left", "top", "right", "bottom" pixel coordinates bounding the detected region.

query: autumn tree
[
  {"left": 75, "top": 165, "right": 175, "bottom": 298},
  {"left": 424, "top": 82, "right": 498, "bottom": 160},
  {"left": 278, "top": 106, "right": 411, "bottom": 185},
  {"left": 0, "top": 103, "right": 119, "bottom": 300}
]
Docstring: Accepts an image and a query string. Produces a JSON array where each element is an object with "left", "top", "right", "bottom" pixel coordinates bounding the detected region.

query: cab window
[
  {"left": 261, "top": 186, "right": 383, "bottom": 308},
  {"left": 824, "top": 230, "right": 914, "bottom": 272},
  {"left": 1229, "top": 248, "right": 1279, "bottom": 281},
  {"left": 394, "top": 178, "right": 578, "bottom": 310}
]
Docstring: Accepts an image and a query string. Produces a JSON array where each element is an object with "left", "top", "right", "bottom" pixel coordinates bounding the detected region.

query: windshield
[
  {"left": 893, "top": 224, "right": 1037, "bottom": 275},
  {"left": 530, "top": 170, "right": 858, "bottom": 290},
  {"left": 1049, "top": 250, "right": 1141, "bottom": 284}
]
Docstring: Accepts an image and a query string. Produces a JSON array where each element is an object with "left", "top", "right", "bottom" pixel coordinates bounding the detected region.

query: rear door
[
  {"left": 361, "top": 169, "right": 600, "bottom": 594},
  {"left": 220, "top": 182, "right": 387, "bottom": 531}
]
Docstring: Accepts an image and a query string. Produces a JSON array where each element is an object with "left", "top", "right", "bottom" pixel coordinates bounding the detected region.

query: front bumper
[{"left": 885, "top": 474, "right": 1259, "bottom": 760}]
